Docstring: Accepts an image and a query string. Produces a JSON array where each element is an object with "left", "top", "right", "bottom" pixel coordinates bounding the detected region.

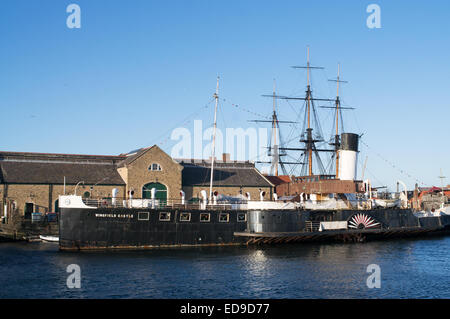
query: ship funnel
[{"left": 338, "top": 133, "right": 359, "bottom": 180}]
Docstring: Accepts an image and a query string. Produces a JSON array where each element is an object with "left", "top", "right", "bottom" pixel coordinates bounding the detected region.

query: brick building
[
  {"left": 178, "top": 159, "right": 274, "bottom": 201},
  {"left": 0, "top": 151, "right": 126, "bottom": 218},
  {"left": 0, "top": 146, "right": 273, "bottom": 217}
]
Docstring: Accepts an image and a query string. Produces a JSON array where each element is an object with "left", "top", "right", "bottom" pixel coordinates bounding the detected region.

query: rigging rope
[
  {"left": 157, "top": 98, "right": 215, "bottom": 146},
  {"left": 221, "top": 98, "right": 271, "bottom": 120},
  {"left": 359, "top": 138, "right": 426, "bottom": 186}
]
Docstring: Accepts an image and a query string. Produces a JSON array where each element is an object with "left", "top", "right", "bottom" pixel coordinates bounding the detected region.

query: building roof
[
  {"left": 0, "top": 151, "right": 125, "bottom": 185},
  {"left": 117, "top": 145, "right": 181, "bottom": 169},
  {"left": 0, "top": 161, "right": 125, "bottom": 185},
  {"left": 0, "top": 151, "right": 126, "bottom": 163},
  {"left": 265, "top": 175, "right": 292, "bottom": 186},
  {"left": 117, "top": 146, "right": 154, "bottom": 167},
  {"left": 178, "top": 161, "right": 273, "bottom": 187}
]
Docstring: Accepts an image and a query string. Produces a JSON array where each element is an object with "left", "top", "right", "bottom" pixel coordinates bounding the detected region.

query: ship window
[
  {"left": 149, "top": 163, "right": 162, "bottom": 171},
  {"left": 180, "top": 213, "right": 191, "bottom": 222},
  {"left": 200, "top": 213, "right": 210, "bottom": 222},
  {"left": 219, "top": 213, "right": 229, "bottom": 223},
  {"left": 159, "top": 212, "right": 171, "bottom": 221},
  {"left": 237, "top": 213, "right": 247, "bottom": 222},
  {"left": 138, "top": 212, "right": 149, "bottom": 221},
  {"left": 83, "top": 191, "right": 90, "bottom": 198}
]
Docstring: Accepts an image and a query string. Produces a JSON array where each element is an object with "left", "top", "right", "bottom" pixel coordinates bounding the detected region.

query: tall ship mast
[
  {"left": 208, "top": 76, "right": 220, "bottom": 201},
  {"left": 260, "top": 48, "right": 362, "bottom": 197},
  {"left": 252, "top": 80, "right": 299, "bottom": 176}
]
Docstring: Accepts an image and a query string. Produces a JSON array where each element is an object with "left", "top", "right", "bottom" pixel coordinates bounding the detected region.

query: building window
[
  {"left": 219, "top": 213, "right": 229, "bottom": 223},
  {"left": 237, "top": 213, "right": 247, "bottom": 222},
  {"left": 200, "top": 213, "right": 210, "bottom": 222},
  {"left": 159, "top": 212, "right": 171, "bottom": 221},
  {"left": 138, "top": 212, "right": 149, "bottom": 221},
  {"left": 149, "top": 163, "right": 162, "bottom": 171},
  {"left": 180, "top": 213, "right": 191, "bottom": 222}
]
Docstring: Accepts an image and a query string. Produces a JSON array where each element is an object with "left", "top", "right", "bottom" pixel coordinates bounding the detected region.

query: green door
[{"left": 142, "top": 183, "right": 167, "bottom": 205}]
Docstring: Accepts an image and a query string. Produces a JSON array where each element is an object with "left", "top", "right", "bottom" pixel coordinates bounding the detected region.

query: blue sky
[{"left": 1, "top": 0, "right": 449, "bottom": 190}]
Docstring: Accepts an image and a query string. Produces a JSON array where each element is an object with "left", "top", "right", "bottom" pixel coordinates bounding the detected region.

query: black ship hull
[
  {"left": 59, "top": 205, "right": 450, "bottom": 251},
  {"left": 59, "top": 207, "right": 248, "bottom": 250}
]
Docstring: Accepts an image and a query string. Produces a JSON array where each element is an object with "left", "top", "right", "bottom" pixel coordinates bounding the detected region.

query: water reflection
[{"left": 1, "top": 237, "right": 449, "bottom": 298}]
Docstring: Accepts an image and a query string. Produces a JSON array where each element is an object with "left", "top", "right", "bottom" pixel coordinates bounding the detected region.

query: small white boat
[{"left": 39, "top": 235, "right": 59, "bottom": 242}]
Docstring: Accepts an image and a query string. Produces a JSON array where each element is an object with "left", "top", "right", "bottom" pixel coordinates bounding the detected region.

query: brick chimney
[{"left": 222, "top": 153, "right": 230, "bottom": 162}]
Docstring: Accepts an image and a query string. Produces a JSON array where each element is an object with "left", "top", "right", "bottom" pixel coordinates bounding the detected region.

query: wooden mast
[
  {"left": 272, "top": 79, "right": 279, "bottom": 176},
  {"left": 327, "top": 63, "right": 350, "bottom": 179},
  {"left": 335, "top": 63, "right": 340, "bottom": 178},
  {"left": 262, "top": 47, "right": 334, "bottom": 177},
  {"left": 306, "top": 47, "right": 313, "bottom": 176}
]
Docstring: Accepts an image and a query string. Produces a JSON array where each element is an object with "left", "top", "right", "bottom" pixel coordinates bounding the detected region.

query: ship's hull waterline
[{"left": 59, "top": 206, "right": 450, "bottom": 251}]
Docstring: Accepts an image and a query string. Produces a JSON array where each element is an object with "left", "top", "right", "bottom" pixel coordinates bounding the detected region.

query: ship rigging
[{"left": 258, "top": 47, "right": 356, "bottom": 179}]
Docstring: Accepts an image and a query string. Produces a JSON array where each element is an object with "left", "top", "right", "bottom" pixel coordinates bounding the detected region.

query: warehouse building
[{"left": 0, "top": 145, "right": 273, "bottom": 217}]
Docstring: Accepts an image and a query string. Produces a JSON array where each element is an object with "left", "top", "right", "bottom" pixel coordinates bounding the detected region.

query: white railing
[
  {"left": 82, "top": 198, "right": 246, "bottom": 210},
  {"left": 81, "top": 197, "right": 405, "bottom": 211}
]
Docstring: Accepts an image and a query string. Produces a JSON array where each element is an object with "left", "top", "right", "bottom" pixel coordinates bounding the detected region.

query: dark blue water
[{"left": 1, "top": 237, "right": 449, "bottom": 298}]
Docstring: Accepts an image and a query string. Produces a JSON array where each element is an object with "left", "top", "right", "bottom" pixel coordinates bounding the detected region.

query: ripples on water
[{"left": 0, "top": 237, "right": 449, "bottom": 298}]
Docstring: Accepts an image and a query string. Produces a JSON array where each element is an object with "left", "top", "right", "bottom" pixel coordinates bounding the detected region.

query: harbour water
[{"left": 1, "top": 237, "right": 449, "bottom": 299}]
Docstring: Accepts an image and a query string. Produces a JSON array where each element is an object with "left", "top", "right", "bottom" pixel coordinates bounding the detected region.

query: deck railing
[
  {"left": 81, "top": 197, "right": 406, "bottom": 211},
  {"left": 81, "top": 197, "right": 247, "bottom": 210},
  {"left": 305, "top": 221, "right": 321, "bottom": 232}
]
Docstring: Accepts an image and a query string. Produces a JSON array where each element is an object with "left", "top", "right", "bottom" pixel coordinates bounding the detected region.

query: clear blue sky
[{"left": 1, "top": 0, "right": 449, "bottom": 190}]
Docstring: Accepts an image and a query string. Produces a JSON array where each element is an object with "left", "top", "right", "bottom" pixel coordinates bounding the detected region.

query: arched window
[{"left": 149, "top": 163, "right": 162, "bottom": 171}]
